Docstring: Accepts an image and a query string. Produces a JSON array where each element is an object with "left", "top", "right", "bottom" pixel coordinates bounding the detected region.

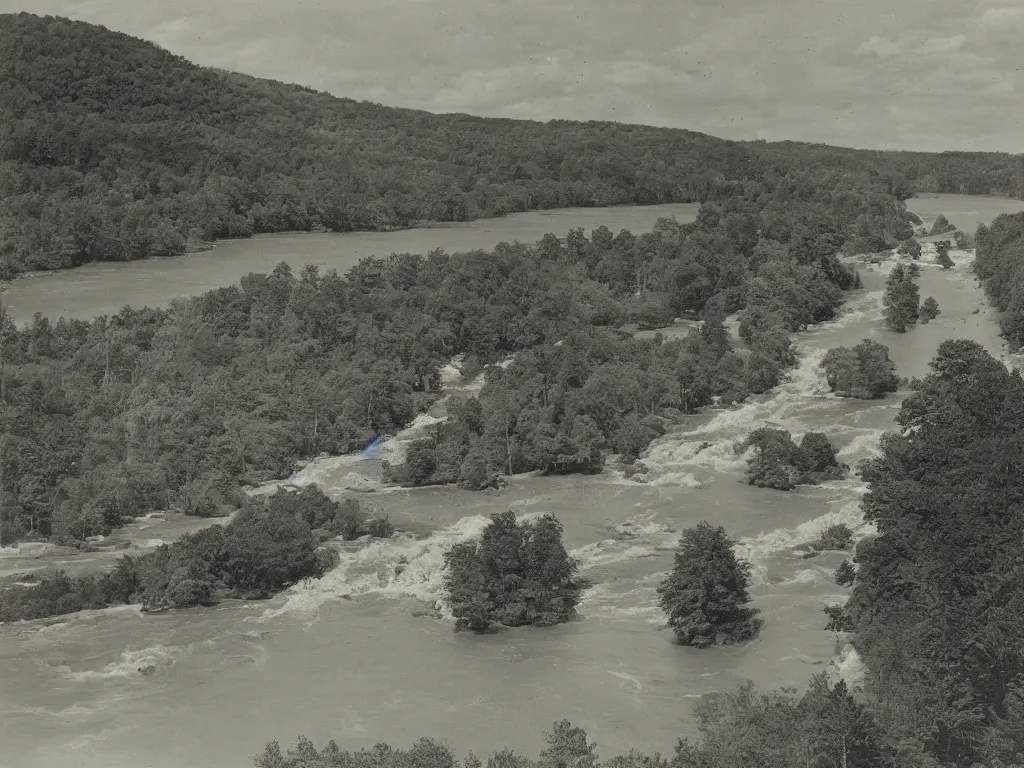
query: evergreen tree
[
  {"left": 883, "top": 264, "right": 920, "bottom": 332},
  {"left": 929, "top": 213, "right": 955, "bottom": 235},
  {"left": 657, "top": 522, "right": 762, "bottom": 647}
]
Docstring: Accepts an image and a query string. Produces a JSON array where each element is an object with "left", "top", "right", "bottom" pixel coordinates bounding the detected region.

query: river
[
  {"left": 0, "top": 195, "right": 1021, "bottom": 768},
  {"left": 1, "top": 203, "right": 705, "bottom": 326}
]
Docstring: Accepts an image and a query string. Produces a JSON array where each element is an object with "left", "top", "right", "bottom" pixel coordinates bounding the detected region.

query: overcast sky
[{"left": 4, "top": 0, "right": 1023, "bottom": 152}]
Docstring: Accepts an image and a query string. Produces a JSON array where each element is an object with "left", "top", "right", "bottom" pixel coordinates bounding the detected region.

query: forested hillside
[{"left": 1, "top": 12, "right": 1022, "bottom": 275}]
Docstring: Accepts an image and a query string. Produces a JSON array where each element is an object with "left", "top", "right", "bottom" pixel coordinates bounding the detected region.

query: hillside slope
[{"left": 0, "top": 11, "right": 1021, "bottom": 275}]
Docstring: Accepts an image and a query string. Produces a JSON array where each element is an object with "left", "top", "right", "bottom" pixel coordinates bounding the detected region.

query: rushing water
[{"left": 0, "top": 197, "right": 1022, "bottom": 768}]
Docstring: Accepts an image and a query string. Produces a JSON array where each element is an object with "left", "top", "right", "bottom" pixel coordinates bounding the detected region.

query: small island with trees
[
  {"left": 820, "top": 339, "right": 900, "bottom": 399},
  {"left": 736, "top": 428, "right": 847, "bottom": 490}
]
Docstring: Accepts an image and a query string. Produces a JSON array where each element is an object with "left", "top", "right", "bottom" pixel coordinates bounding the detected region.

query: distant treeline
[
  {"left": 1, "top": 12, "right": 1022, "bottom": 275},
  {"left": 0, "top": 167, "right": 899, "bottom": 545}
]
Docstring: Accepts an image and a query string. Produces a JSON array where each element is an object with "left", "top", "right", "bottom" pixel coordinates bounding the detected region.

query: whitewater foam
[
  {"left": 570, "top": 511, "right": 679, "bottom": 571},
  {"left": 734, "top": 495, "right": 874, "bottom": 586},
  {"left": 63, "top": 645, "right": 180, "bottom": 681},
  {"left": 263, "top": 514, "right": 510, "bottom": 620},
  {"left": 641, "top": 346, "right": 834, "bottom": 484}
]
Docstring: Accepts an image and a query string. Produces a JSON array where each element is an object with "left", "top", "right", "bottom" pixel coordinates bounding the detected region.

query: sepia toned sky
[{"left": 4, "top": 0, "right": 1023, "bottom": 152}]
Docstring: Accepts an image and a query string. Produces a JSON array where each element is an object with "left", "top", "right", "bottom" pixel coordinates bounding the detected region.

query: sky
[{"left": 3, "top": 0, "right": 1023, "bottom": 152}]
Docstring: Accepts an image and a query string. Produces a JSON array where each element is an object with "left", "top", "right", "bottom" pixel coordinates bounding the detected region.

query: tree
[
  {"left": 443, "top": 511, "right": 582, "bottom": 632},
  {"left": 657, "top": 522, "right": 762, "bottom": 647},
  {"left": 935, "top": 240, "right": 955, "bottom": 270},
  {"left": 929, "top": 213, "right": 955, "bottom": 235},
  {"left": 444, "top": 542, "right": 492, "bottom": 632},
  {"left": 919, "top": 296, "right": 940, "bottom": 323},
  {"left": 821, "top": 339, "right": 899, "bottom": 399},
  {"left": 538, "top": 720, "right": 597, "bottom": 768},
  {"left": 883, "top": 264, "right": 920, "bottom": 333},
  {"left": 810, "top": 524, "right": 853, "bottom": 551},
  {"left": 736, "top": 427, "right": 801, "bottom": 490},
  {"left": 897, "top": 238, "right": 922, "bottom": 259},
  {"left": 796, "top": 433, "right": 847, "bottom": 482},
  {"left": 835, "top": 560, "right": 856, "bottom": 586}
]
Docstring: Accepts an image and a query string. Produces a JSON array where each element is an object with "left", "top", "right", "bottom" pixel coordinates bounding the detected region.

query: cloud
[
  {"left": 855, "top": 36, "right": 902, "bottom": 59},
  {"left": 0, "top": 0, "right": 1021, "bottom": 152},
  {"left": 977, "top": 6, "right": 1024, "bottom": 27},
  {"left": 913, "top": 34, "right": 968, "bottom": 55}
]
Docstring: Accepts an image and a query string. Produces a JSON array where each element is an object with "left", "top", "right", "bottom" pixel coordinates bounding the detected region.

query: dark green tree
[
  {"left": 443, "top": 511, "right": 582, "bottom": 633},
  {"left": 657, "top": 522, "right": 762, "bottom": 647}
]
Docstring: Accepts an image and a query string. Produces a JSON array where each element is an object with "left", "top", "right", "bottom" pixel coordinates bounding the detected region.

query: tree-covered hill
[{"left": 1, "top": 11, "right": 1022, "bottom": 275}]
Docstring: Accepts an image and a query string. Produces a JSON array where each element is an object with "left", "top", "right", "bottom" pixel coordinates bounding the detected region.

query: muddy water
[{"left": 0, "top": 197, "right": 1021, "bottom": 768}]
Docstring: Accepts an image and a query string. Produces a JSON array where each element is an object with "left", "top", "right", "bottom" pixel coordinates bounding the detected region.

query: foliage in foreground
[
  {"left": 846, "top": 340, "right": 1024, "bottom": 765},
  {"left": 736, "top": 428, "right": 847, "bottom": 490},
  {"left": 821, "top": 338, "right": 900, "bottom": 399},
  {"left": 256, "top": 677, "right": 893, "bottom": 768},
  {"left": 657, "top": 521, "right": 762, "bottom": 648},
  {"left": 444, "top": 511, "right": 583, "bottom": 632}
]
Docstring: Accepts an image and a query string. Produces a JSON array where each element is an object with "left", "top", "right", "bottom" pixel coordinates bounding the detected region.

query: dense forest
[
  {"left": 0, "top": 163, "right": 908, "bottom": 546},
  {"left": 259, "top": 341, "right": 1024, "bottom": 768},
  {"left": 1, "top": 12, "right": 1023, "bottom": 275},
  {"left": 975, "top": 212, "right": 1024, "bottom": 347}
]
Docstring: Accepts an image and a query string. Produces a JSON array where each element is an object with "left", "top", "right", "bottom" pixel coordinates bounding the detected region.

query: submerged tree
[
  {"left": 883, "top": 264, "right": 920, "bottom": 332},
  {"left": 821, "top": 339, "right": 900, "bottom": 399},
  {"left": 736, "top": 428, "right": 846, "bottom": 489},
  {"left": 935, "top": 240, "right": 955, "bottom": 270},
  {"left": 919, "top": 296, "right": 941, "bottom": 323},
  {"left": 897, "top": 238, "right": 922, "bottom": 260},
  {"left": 657, "top": 522, "right": 762, "bottom": 647},
  {"left": 443, "top": 511, "right": 583, "bottom": 632}
]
